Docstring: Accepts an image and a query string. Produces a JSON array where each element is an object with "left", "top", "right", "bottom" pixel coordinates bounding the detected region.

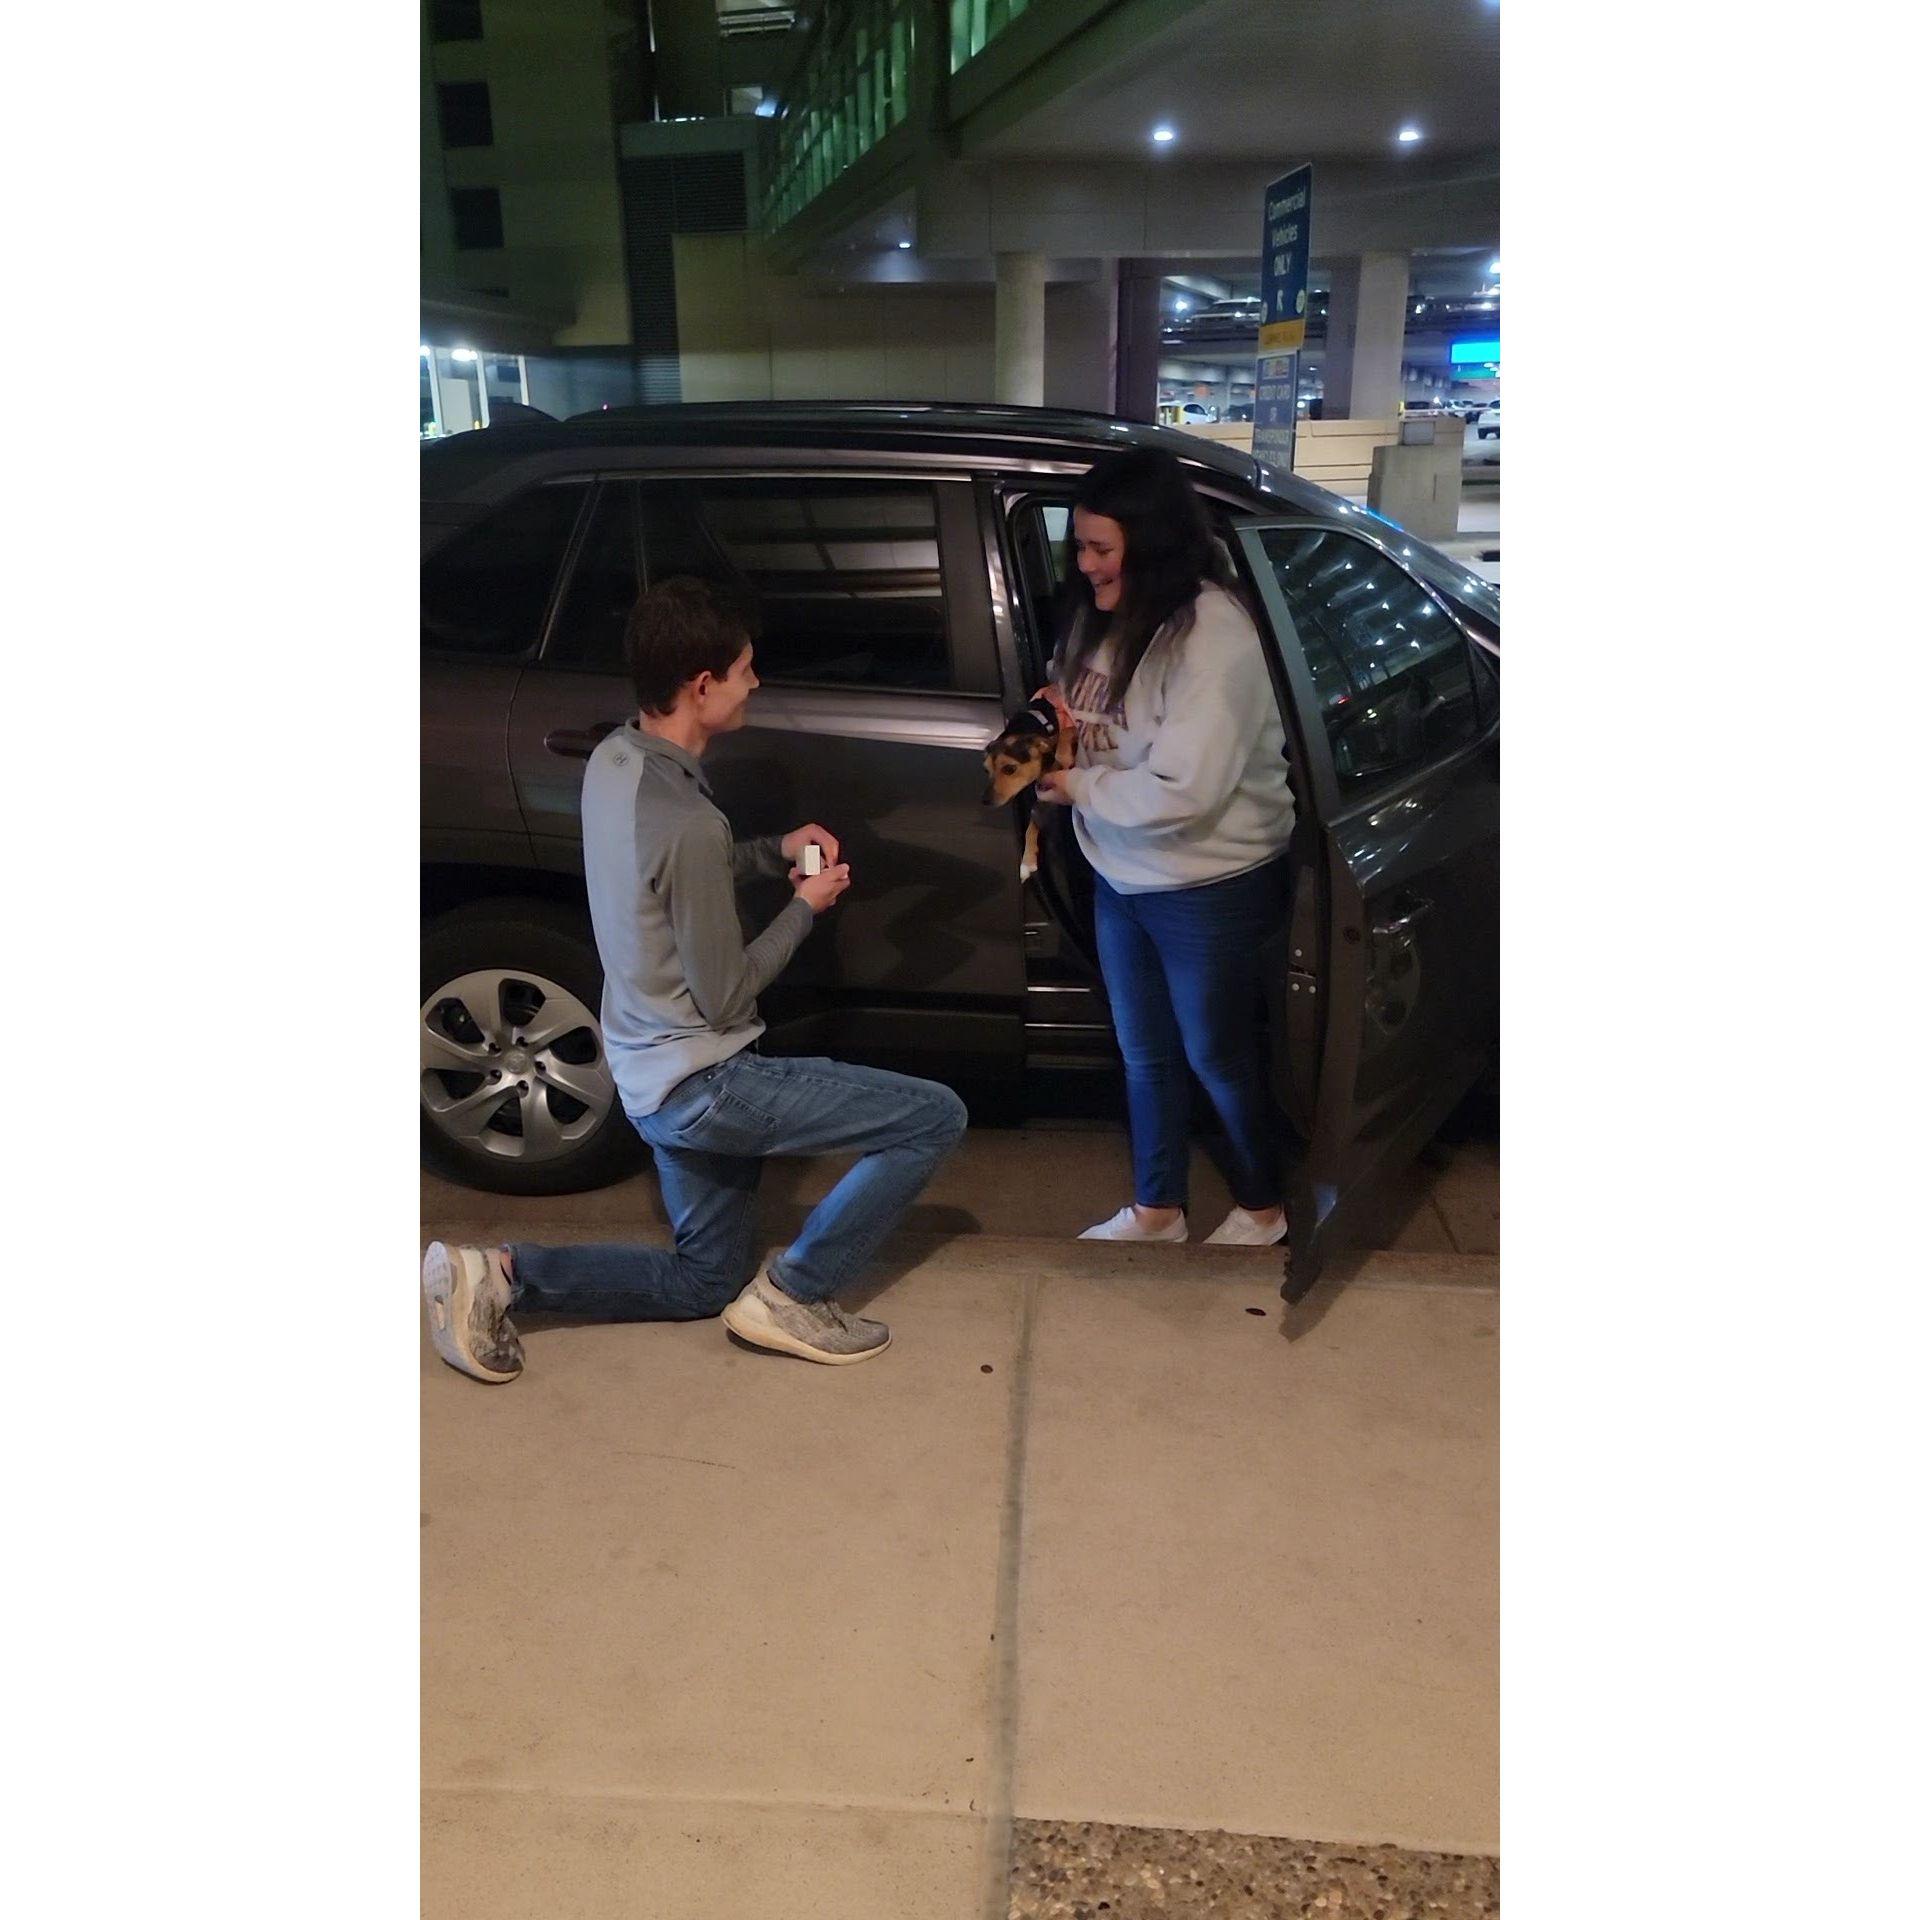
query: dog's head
[{"left": 982, "top": 709, "right": 1056, "bottom": 806}]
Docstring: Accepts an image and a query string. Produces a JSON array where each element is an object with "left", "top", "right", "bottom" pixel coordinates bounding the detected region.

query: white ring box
[{"left": 799, "top": 843, "right": 824, "bottom": 876}]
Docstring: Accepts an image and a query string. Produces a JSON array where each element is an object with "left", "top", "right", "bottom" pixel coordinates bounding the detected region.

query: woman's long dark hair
[{"left": 1055, "top": 447, "right": 1233, "bottom": 707}]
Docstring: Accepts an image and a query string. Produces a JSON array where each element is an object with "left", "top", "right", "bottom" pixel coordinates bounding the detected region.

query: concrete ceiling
[
  {"left": 794, "top": 0, "right": 1498, "bottom": 283},
  {"left": 972, "top": 0, "right": 1500, "bottom": 166}
]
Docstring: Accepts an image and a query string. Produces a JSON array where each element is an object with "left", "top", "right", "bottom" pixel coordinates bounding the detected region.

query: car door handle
[
  {"left": 1372, "top": 895, "right": 1433, "bottom": 938},
  {"left": 544, "top": 721, "right": 620, "bottom": 759}
]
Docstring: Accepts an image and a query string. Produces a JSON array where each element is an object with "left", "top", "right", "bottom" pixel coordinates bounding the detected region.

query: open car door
[{"left": 1234, "top": 518, "right": 1499, "bottom": 1300}]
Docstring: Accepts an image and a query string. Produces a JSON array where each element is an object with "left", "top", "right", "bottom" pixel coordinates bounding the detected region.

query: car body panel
[{"left": 423, "top": 659, "right": 536, "bottom": 867}]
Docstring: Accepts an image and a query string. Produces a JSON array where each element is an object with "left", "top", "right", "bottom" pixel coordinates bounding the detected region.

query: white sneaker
[
  {"left": 421, "top": 1241, "right": 525, "bottom": 1383},
  {"left": 720, "top": 1270, "right": 892, "bottom": 1364},
  {"left": 1202, "top": 1207, "right": 1289, "bottom": 1248},
  {"left": 1078, "top": 1206, "right": 1188, "bottom": 1243}
]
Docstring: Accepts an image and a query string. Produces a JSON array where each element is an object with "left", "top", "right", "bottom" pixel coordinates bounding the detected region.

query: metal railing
[
  {"left": 762, "top": 0, "right": 919, "bottom": 233},
  {"left": 947, "top": 0, "right": 1031, "bottom": 70}
]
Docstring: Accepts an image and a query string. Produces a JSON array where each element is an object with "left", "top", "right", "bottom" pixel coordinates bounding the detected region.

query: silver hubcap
[{"left": 421, "top": 969, "right": 616, "bottom": 1164}]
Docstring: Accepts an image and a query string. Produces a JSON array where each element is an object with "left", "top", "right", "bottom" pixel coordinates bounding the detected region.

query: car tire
[{"left": 420, "top": 899, "right": 646, "bottom": 1195}]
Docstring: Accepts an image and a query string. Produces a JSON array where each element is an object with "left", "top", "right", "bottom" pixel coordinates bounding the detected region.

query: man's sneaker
[
  {"left": 422, "top": 1242, "right": 525, "bottom": 1384},
  {"left": 1202, "top": 1207, "right": 1290, "bottom": 1248},
  {"left": 721, "top": 1270, "right": 891, "bottom": 1365},
  {"left": 1078, "top": 1205, "right": 1188, "bottom": 1243}
]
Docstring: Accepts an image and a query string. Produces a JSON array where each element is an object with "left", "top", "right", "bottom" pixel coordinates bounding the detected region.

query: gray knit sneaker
[
  {"left": 720, "top": 1270, "right": 891, "bottom": 1365},
  {"left": 422, "top": 1242, "right": 525, "bottom": 1384}
]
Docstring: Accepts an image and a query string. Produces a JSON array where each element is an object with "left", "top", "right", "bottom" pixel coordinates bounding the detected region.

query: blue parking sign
[
  {"left": 1254, "top": 164, "right": 1311, "bottom": 468},
  {"left": 1259, "top": 164, "right": 1312, "bottom": 353},
  {"left": 1252, "top": 354, "right": 1297, "bottom": 472}
]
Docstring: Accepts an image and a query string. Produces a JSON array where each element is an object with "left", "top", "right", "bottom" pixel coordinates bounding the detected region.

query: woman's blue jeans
[{"left": 1093, "top": 859, "right": 1289, "bottom": 1214}]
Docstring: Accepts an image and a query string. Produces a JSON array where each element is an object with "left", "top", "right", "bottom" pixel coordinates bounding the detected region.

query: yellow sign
[{"left": 1259, "top": 318, "right": 1306, "bottom": 353}]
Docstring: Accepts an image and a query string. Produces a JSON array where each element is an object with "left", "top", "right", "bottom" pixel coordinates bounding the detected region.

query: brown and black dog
[{"left": 982, "top": 688, "right": 1077, "bottom": 882}]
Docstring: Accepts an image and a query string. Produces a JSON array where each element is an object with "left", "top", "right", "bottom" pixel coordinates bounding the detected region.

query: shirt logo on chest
[{"left": 1065, "top": 663, "right": 1128, "bottom": 757}]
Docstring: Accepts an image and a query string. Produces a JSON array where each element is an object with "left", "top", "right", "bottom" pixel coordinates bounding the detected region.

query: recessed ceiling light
[
  {"left": 1151, "top": 125, "right": 1176, "bottom": 144},
  {"left": 1397, "top": 125, "right": 1422, "bottom": 144},
  {"left": 898, "top": 239, "right": 912, "bottom": 249},
  {"left": 1489, "top": 258, "right": 1501, "bottom": 276}
]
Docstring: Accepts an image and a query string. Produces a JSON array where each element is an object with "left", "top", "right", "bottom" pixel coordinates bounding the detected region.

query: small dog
[{"left": 982, "top": 690, "right": 1077, "bottom": 881}]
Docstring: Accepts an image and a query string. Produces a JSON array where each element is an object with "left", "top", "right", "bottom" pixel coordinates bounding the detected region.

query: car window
[
  {"left": 1251, "top": 526, "right": 1479, "bottom": 800},
  {"left": 640, "top": 478, "right": 952, "bottom": 690},
  {"left": 1006, "top": 498, "right": 1078, "bottom": 675},
  {"left": 421, "top": 484, "right": 584, "bottom": 659},
  {"left": 544, "top": 482, "right": 641, "bottom": 671}
]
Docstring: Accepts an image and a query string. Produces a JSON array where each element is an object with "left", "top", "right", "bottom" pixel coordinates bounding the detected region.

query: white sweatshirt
[{"left": 1053, "top": 582, "right": 1295, "bottom": 895}]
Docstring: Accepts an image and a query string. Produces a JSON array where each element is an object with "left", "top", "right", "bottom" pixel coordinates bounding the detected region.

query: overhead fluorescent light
[
  {"left": 1151, "top": 125, "right": 1176, "bottom": 144},
  {"left": 1397, "top": 125, "right": 1422, "bottom": 144}
]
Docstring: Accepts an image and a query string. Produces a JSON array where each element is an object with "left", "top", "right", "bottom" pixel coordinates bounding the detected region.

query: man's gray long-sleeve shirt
[{"left": 582, "top": 724, "right": 814, "bottom": 1118}]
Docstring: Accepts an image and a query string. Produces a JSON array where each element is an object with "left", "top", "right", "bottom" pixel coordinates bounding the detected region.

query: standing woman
[{"left": 1035, "top": 447, "right": 1295, "bottom": 1247}]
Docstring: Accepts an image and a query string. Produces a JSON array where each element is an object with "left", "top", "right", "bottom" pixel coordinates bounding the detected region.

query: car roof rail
[{"left": 486, "top": 400, "right": 558, "bottom": 426}]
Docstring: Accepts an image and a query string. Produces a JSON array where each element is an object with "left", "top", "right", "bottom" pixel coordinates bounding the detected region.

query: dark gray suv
[{"left": 423, "top": 403, "right": 1499, "bottom": 1299}]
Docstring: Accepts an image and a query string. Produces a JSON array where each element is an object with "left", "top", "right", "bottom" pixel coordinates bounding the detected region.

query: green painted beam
[{"left": 760, "top": 0, "right": 1210, "bottom": 252}]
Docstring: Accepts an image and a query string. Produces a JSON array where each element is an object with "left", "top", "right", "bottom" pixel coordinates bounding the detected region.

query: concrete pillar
[
  {"left": 1044, "top": 263, "right": 1118, "bottom": 414},
  {"left": 433, "top": 347, "right": 480, "bottom": 433},
  {"left": 1322, "top": 251, "right": 1410, "bottom": 420},
  {"left": 422, "top": 347, "right": 445, "bottom": 437},
  {"left": 995, "top": 252, "right": 1046, "bottom": 407},
  {"left": 1114, "top": 262, "right": 1163, "bottom": 423}
]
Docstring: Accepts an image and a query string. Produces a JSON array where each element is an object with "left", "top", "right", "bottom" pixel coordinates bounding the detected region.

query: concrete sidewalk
[
  {"left": 420, "top": 1113, "right": 1499, "bottom": 1263},
  {"left": 422, "top": 1210, "right": 1497, "bottom": 1916}
]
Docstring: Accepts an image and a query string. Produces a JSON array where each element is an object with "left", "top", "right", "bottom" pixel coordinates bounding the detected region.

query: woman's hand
[
  {"left": 1034, "top": 684, "right": 1077, "bottom": 748},
  {"left": 1035, "top": 771, "right": 1075, "bottom": 806}
]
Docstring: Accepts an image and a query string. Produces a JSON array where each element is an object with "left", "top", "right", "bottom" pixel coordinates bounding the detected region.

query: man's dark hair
[{"left": 625, "top": 576, "right": 759, "bottom": 717}]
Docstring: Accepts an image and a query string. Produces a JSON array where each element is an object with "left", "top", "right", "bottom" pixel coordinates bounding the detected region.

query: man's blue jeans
[
  {"left": 1093, "top": 859, "right": 1288, "bottom": 1215},
  {"left": 507, "top": 1052, "right": 968, "bottom": 1319}
]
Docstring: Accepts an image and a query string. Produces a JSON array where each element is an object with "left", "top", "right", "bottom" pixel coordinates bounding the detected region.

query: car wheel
[{"left": 420, "top": 899, "right": 644, "bottom": 1195}]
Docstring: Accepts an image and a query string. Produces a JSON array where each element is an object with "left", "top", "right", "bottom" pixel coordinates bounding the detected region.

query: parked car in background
[
  {"left": 422, "top": 404, "right": 1500, "bottom": 1299},
  {"left": 1166, "top": 295, "right": 1263, "bottom": 342}
]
